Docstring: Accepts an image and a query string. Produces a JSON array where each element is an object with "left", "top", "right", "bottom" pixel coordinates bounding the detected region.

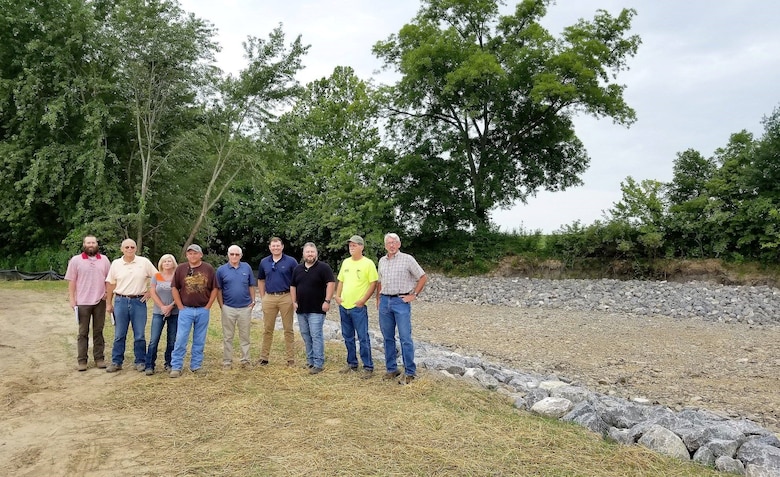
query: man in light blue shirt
[{"left": 217, "top": 245, "right": 257, "bottom": 369}]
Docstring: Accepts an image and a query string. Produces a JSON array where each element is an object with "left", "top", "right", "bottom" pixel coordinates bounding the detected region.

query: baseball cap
[
  {"left": 186, "top": 244, "right": 203, "bottom": 253},
  {"left": 347, "top": 235, "right": 364, "bottom": 246}
]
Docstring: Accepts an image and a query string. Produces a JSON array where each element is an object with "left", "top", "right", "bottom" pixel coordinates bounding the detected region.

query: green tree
[
  {"left": 273, "top": 66, "right": 395, "bottom": 256},
  {"left": 665, "top": 149, "right": 717, "bottom": 257},
  {"left": 107, "top": 0, "right": 219, "bottom": 251},
  {"left": 0, "top": 0, "right": 126, "bottom": 261},
  {"left": 373, "top": 0, "right": 640, "bottom": 229},
  {"left": 175, "top": 26, "right": 307, "bottom": 257},
  {"left": 667, "top": 149, "right": 717, "bottom": 206},
  {"left": 609, "top": 177, "right": 666, "bottom": 258}
]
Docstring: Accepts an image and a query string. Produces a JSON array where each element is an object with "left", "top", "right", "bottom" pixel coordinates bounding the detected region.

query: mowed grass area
[{"left": 7, "top": 281, "right": 721, "bottom": 476}]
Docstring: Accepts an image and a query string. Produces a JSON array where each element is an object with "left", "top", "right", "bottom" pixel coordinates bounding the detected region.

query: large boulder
[{"left": 637, "top": 425, "right": 690, "bottom": 460}]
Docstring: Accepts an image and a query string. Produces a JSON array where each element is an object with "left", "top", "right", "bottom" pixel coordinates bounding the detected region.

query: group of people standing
[{"left": 64, "top": 232, "right": 427, "bottom": 384}]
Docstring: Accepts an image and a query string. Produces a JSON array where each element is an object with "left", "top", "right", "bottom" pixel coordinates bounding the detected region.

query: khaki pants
[
  {"left": 260, "top": 293, "right": 295, "bottom": 362},
  {"left": 221, "top": 304, "right": 252, "bottom": 365}
]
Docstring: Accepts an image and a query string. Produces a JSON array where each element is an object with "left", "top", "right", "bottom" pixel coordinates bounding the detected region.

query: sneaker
[
  {"left": 383, "top": 370, "right": 401, "bottom": 381},
  {"left": 240, "top": 361, "right": 250, "bottom": 369},
  {"left": 309, "top": 367, "right": 323, "bottom": 375},
  {"left": 361, "top": 368, "right": 374, "bottom": 379},
  {"left": 95, "top": 360, "right": 107, "bottom": 369},
  {"left": 169, "top": 369, "right": 182, "bottom": 378},
  {"left": 339, "top": 366, "right": 358, "bottom": 374},
  {"left": 192, "top": 368, "right": 207, "bottom": 376},
  {"left": 163, "top": 365, "right": 171, "bottom": 372},
  {"left": 77, "top": 362, "right": 88, "bottom": 372},
  {"left": 398, "top": 375, "right": 416, "bottom": 385},
  {"left": 106, "top": 363, "right": 122, "bottom": 373},
  {"left": 145, "top": 368, "right": 154, "bottom": 376},
  {"left": 222, "top": 363, "right": 232, "bottom": 370},
  {"left": 135, "top": 363, "right": 145, "bottom": 372},
  {"left": 256, "top": 359, "right": 269, "bottom": 366},
  {"left": 302, "top": 363, "right": 314, "bottom": 370}
]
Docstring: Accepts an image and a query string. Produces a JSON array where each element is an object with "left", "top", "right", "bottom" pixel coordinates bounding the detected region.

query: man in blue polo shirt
[
  {"left": 257, "top": 236, "right": 299, "bottom": 366},
  {"left": 217, "top": 245, "right": 257, "bottom": 370}
]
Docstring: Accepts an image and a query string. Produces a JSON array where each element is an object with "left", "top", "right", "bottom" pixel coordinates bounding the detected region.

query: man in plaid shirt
[{"left": 375, "top": 233, "right": 428, "bottom": 384}]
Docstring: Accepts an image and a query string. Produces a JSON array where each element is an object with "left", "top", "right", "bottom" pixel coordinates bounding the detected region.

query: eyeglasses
[
  {"left": 188, "top": 268, "right": 194, "bottom": 277},
  {"left": 228, "top": 253, "right": 240, "bottom": 256},
  {"left": 271, "top": 263, "right": 276, "bottom": 271},
  {"left": 124, "top": 246, "right": 136, "bottom": 249}
]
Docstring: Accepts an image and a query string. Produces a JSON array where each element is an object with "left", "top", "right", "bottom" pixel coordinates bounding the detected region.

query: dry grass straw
[{"left": 100, "top": 311, "right": 722, "bottom": 477}]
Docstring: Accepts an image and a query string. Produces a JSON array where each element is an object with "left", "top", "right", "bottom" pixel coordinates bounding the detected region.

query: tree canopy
[{"left": 373, "top": 0, "right": 640, "bottom": 231}]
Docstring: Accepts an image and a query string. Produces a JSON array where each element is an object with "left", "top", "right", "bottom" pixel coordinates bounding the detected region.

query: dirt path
[
  {"left": 1, "top": 287, "right": 778, "bottom": 475},
  {"left": 0, "top": 287, "right": 163, "bottom": 476}
]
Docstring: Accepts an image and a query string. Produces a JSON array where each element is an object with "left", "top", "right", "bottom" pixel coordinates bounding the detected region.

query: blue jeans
[
  {"left": 145, "top": 313, "right": 178, "bottom": 371},
  {"left": 339, "top": 305, "right": 373, "bottom": 370},
  {"left": 171, "top": 307, "right": 210, "bottom": 371},
  {"left": 379, "top": 296, "right": 416, "bottom": 376},
  {"left": 298, "top": 312, "right": 325, "bottom": 368},
  {"left": 111, "top": 296, "right": 147, "bottom": 366}
]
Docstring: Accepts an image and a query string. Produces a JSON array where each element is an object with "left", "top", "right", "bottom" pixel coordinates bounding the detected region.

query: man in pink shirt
[{"left": 65, "top": 235, "right": 111, "bottom": 371}]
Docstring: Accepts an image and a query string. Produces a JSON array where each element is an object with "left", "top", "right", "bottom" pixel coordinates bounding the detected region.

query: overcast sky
[{"left": 180, "top": 0, "right": 780, "bottom": 233}]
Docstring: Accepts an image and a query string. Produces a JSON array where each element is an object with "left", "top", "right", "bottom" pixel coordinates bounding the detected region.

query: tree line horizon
[{"left": 2, "top": 0, "right": 778, "bottom": 274}]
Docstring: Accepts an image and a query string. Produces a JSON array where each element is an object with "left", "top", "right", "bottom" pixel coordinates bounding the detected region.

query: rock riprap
[{"left": 423, "top": 275, "right": 780, "bottom": 326}]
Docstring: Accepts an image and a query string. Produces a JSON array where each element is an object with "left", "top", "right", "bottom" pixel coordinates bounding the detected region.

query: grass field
[{"left": 1, "top": 280, "right": 722, "bottom": 476}]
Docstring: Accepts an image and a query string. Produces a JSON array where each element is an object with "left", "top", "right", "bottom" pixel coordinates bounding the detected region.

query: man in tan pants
[{"left": 256, "top": 237, "right": 299, "bottom": 366}]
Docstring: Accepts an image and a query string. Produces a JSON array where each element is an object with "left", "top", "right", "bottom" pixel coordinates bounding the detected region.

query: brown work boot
[
  {"left": 383, "top": 370, "right": 401, "bottom": 381},
  {"left": 95, "top": 359, "right": 107, "bottom": 369},
  {"left": 77, "top": 362, "right": 88, "bottom": 372}
]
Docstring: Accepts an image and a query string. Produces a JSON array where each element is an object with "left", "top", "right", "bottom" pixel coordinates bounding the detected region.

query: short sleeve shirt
[
  {"left": 291, "top": 261, "right": 335, "bottom": 314},
  {"left": 172, "top": 262, "right": 217, "bottom": 308},
  {"left": 257, "top": 254, "right": 298, "bottom": 293},
  {"left": 337, "top": 256, "right": 378, "bottom": 309},
  {"left": 106, "top": 255, "right": 157, "bottom": 296},
  {"left": 151, "top": 273, "right": 178, "bottom": 316},
  {"left": 377, "top": 251, "right": 425, "bottom": 295},
  {"left": 65, "top": 253, "right": 110, "bottom": 305},
  {"left": 217, "top": 262, "right": 257, "bottom": 308}
]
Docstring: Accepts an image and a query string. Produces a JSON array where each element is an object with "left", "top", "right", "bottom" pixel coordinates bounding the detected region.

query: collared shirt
[
  {"left": 106, "top": 255, "right": 157, "bottom": 296},
  {"left": 377, "top": 251, "right": 425, "bottom": 295},
  {"left": 257, "top": 254, "right": 298, "bottom": 293},
  {"left": 65, "top": 253, "right": 111, "bottom": 305},
  {"left": 217, "top": 261, "right": 257, "bottom": 308},
  {"left": 337, "top": 256, "right": 378, "bottom": 309}
]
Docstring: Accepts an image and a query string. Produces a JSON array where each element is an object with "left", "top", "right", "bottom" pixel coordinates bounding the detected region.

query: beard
[
  {"left": 82, "top": 245, "right": 98, "bottom": 256},
  {"left": 304, "top": 257, "right": 316, "bottom": 265}
]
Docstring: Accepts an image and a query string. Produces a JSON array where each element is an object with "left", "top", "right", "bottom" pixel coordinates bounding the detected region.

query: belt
[
  {"left": 115, "top": 293, "right": 144, "bottom": 299},
  {"left": 267, "top": 290, "right": 289, "bottom": 296},
  {"left": 381, "top": 293, "right": 408, "bottom": 298}
]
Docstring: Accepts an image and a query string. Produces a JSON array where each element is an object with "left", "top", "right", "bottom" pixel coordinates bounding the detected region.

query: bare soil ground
[
  {"left": 1, "top": 287, "right": 778, "bottom": 475},
  {"left": 412, "top": 301, "right": 780, "bottom": 433}
]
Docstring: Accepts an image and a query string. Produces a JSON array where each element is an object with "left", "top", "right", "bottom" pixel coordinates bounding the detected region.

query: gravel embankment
[{"left": 422, "top": 275, "right": 780, "bottom": 326}]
